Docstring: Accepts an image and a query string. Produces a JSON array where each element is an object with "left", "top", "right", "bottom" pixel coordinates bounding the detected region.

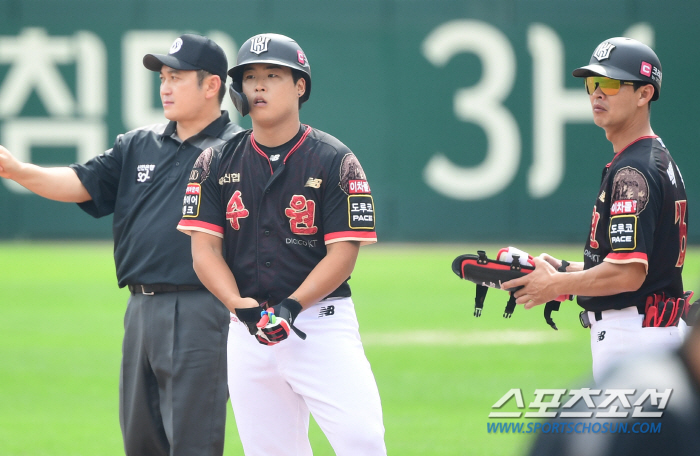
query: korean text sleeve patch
[
  {"left": 348, "top": 195, "right": 375, "bottom": 229},
  {"left": 177, "top": 147, "right": 226, "bottom": 237},
  {"left": 609, "top": 215, "right": 637, "bottom": 251},
  {"left": 321, "top": 151, "right": 377, "bottom": 245},
  {"left": 604, "top": 164, "right": 660, "bottom": 267},
  {"left": 182, "top": 183, "right": 201, "bottom": 218}
]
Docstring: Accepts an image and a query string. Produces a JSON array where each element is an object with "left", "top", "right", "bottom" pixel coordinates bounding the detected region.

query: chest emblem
[
  {"left": 226, "top": 190, "right": 249, "bottom": 230},
  {"left": 305, "top": 177, "right": 322, "bottom": 188},
  {"left": 136, "top": 164, "right": 156, "bottom": 183},
  {"left": 285, "top": 195, "right": 318, "bottom": 235},
  {"left": 219, "top": 173, "right": 240, "bottom": 185}
]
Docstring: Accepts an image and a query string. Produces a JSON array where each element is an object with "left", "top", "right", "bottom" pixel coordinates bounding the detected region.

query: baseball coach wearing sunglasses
[{"left": 503, "top": 37, "right": 692, "bottom": 383}]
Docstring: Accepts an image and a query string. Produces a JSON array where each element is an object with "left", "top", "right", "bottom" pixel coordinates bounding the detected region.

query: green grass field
[{"left": 1, "top": 242, "right": 699, "bottom": 455}]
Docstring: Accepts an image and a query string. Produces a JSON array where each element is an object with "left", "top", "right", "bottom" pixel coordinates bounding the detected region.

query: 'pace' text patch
[
  {"left": 609, "top": 215, "right": 637, "bottom": 251},
  {"left": 348, "top": 195, "right": 375, "bottom": 229}
]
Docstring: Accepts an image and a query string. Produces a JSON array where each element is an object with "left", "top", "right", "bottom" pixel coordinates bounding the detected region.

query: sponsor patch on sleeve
[
  {"left": 182, "top": 183, "right": 201, "bottom": 218},
  {"left": 611, "top": 167, "right": 649, "bottom": 214},
  {"left": 191, "top": 147, "right": 214, "bottom": 184},
  {"left": 348, "top": 179, "right": 371, "bottom": 194},
  {"left": 610, "top": 200, "right": 637, "bottom": 215},
  {"left": 348, "top": 195, "right": 375, "bottom": 229},
  {"left": 339, "top": 153, "right": 368, "bottom": 195},
  {"left": 609, "top": 214, "right": 637, "bottom": 251}
]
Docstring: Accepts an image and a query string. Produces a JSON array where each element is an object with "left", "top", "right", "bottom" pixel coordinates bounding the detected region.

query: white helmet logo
[
  {"left": 593, "top": 42, "right": 615, "bottom": 61},
  {"left": 170, "top": 38, "right": 183, "bottom": 54},
  {"left": 250, "top": 35, "right": 271, "bottom": 55}
]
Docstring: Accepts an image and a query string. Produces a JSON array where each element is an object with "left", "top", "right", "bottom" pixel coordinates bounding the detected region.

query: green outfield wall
[{"left": 0, "top": 0, "right": 698, "bottom": 243}]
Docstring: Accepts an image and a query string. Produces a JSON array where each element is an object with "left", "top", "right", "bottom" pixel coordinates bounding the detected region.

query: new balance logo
[
  {"left": 597, "top": 331, "right": 606, "bottom": 341},
  {"left": 318, "top": 305, "right": 335, "bottom": 317},
  {"left": 305, "top": 177, "right": 322, "bottom": 188}
]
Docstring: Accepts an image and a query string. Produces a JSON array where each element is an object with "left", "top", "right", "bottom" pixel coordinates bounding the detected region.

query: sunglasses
[{"left": 584, "top": 77, "right": 634, "bottom": 96}]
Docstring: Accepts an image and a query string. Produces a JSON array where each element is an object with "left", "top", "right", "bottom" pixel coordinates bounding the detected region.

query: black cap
[
  {"left": 143, "top": 34, "right": 228, "bottom": 82},
  {"left": 573, "top": 37, "right": 662, "bottom": 101}
]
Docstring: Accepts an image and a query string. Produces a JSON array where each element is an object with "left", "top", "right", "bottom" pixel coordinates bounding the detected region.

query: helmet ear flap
[{"left": 228, "top": 82, "right": 249, "bottom": 117}]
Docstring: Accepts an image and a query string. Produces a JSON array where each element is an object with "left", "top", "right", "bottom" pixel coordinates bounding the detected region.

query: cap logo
[
  {"left": 297, "top": 50, "right": 306, "bottom": 65},
  {"left": 593, "top": 41, "right": 615, "bottom": 61},
  {"left": 250, "top": 35, "right": 271, "bottom": 55},
  {"left": 640, "top": 61, "right": 652, "bottom": 77},
  {"left": 169, "top": 38, "right": 183, "bottom": 54}
]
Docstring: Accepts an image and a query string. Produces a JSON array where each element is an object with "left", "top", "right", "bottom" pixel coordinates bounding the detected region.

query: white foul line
[{"left": 361, "top": 329, "right": 570, "bottom": 347}]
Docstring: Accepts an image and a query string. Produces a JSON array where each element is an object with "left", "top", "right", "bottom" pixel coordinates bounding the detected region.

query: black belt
[
  {"left": 128, "top": 284, "right": 203, "bottom": 295},
  {"left": 579, "top": 306, "right": 644, "bottom": 328}
]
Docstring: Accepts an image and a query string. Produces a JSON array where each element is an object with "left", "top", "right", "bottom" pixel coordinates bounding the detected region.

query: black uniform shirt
[
  {"left": 70, "top": 111, "right": 242, "bottom": 287},
  {"left": 578, "top": 136, "right": 688, "bottom": 311},
  {"left": 177, "top": 125, "right": 377, "bottom": 305}
]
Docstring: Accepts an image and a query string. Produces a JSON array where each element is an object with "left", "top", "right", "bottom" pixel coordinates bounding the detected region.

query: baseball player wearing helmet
[
  {"left": 0, "top": 35, "right": 241, "bottom": 455},
  {"left": 177, "top": 33, "right": 386, "bottom": 455},
  {"left": 503, "top": 37, "right": 690, "bottom": 382}
]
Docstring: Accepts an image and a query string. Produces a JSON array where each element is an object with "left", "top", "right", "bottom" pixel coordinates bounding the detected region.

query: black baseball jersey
[
  {"left": 70, "top": 112, "right": 242, "bottom": 288},
  {"left": 177, "top": 125, "right": 377, "bottom": 305},
  {"left": 578, "top": 136, "right": 688, "bottom": 311}
]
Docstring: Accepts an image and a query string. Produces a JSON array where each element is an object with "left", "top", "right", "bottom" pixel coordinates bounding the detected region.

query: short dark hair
[{"left": 196, "top": 69, "right": 226, "bottom": 104}]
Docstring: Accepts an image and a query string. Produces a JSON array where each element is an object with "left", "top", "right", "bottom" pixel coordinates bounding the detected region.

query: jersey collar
[
  {"left": 251, "top": 125, "right": 312, "bottom": 175},
  {"left": 161, "top": 110, "right": 232, "bottom": 141},
  {"left": 200, "top": 110, "right": 231, "bottom": 138},
  {"left": 606, "top": 135, "right": 658, "bottom": 168}
]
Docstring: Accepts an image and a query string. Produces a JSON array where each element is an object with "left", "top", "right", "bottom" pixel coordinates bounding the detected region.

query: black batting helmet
[
  {"left": 573, "top": 37, "right": 662, "bottom": 101},
  {"left": 227, "top": 33, "right": 311, "bottom": 116}
]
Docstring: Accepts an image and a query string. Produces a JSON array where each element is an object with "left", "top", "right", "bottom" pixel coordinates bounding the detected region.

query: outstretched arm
[
  {"left": 502, "top": 254, "right": 646, "bottom": 308},
  {"left": 0, "top": 145, "right": 91, "bottom": 202}
]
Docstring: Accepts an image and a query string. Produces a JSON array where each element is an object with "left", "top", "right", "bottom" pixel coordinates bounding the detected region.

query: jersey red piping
[
  {"left": 605, "top": 252, "right": 649, "bottom": 262},
  {"left": 324, "top": 231, "right": 377, "bottom": 241},
  {"left": 607, "top": 135, "right": 658, "bottom": 168},
  {"left": 283, "top": 125, "right": 312, "bottom": 163},
  {"left": 250, "top": 136, "right": 274, "bottom": 175},
  {"left": 250, "top": 125, "right": 312, "bottom": 175},
  {"left": 177, "top": 219, "right": 225, "bottom": 234}
]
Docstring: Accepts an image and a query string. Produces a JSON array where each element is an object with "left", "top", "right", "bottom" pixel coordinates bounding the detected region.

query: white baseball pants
[
  {"left": 588, "top": 306, "right": 687, "bottom": 383},
  {"left": 227, "top": 297, "right": 387, "bottom": 456}
]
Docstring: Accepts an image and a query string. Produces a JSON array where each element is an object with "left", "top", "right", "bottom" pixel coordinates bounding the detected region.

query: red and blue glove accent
[{"left": 255, "top": 298, "right": 306, "bottom": 345}]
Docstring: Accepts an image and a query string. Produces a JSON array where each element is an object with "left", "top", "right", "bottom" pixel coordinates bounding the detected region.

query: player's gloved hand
[
  {"left": 255, "top": 298, "right": 305, "bottom": 345},
  {"left": 234, "top": 306, "right": 264, "bottom": 335}
]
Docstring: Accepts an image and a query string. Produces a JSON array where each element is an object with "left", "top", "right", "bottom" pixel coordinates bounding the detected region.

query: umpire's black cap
[
  {"left": 573, "top": 37, "right": 662, "bottom": 101},
  {"left": 143, "top": 34, "right": 228, "bottom": 83}
]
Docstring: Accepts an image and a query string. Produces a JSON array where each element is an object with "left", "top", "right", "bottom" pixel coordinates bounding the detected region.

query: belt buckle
[
  {"left": 141, "top": 285, "right": 155, "bottom": 296},
  {"left": 579, "top": 310, "right": 591, "bottom": 328}
]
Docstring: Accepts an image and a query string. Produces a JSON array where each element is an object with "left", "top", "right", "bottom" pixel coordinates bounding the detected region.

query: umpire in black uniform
[{"left": 0, "top": 34, "right": 242, "bottom": 455}]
